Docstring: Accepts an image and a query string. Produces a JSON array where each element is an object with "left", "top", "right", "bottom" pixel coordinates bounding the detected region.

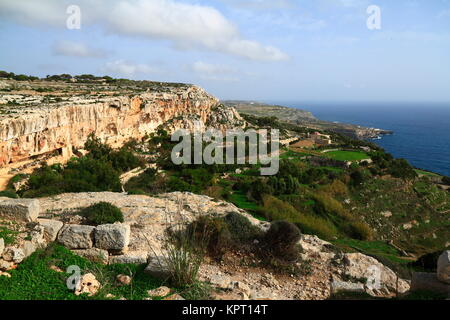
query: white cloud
[
  {"left": 102, "top": 60, "right": 160, "bottom": 76},
  {"left": 0, "top": 0, "right": 288, "bottom": 62},
  {"left": 222, "top": 0, "right": 295, "bottom": 10},
  {"left": 53, "top": 41, "right": 107, "bottom": 58},
  {"left": 187, "top": 61, "right": 240, "bottom": 82},
  {"left": 190, "top": 61, "right": 237, "bottom": 75},
  {"left": 0, "top": 0, "right": 66, "bottom": 26}
]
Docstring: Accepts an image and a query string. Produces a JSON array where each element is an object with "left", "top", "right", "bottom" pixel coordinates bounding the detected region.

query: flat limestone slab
[{"left": 0, "top": 198, "right": 39, "bottom": 222}]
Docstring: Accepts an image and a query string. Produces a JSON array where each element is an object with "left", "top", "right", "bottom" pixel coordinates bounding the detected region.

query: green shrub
[
  {"left": 0, "top": 190, "right": 18, "bottom": 198},
  {"left": 187, "top": 213, "right": 262, "bottom": 259},
  {"left": 320, "top": 180, "right": 349, "bottom": 196},
  {"left": 188, "top": 216, "right": 231, "bottom": 258},
  {"left": 262, "top": 195, "right": 338, "bottom": 240},
  {"left": 224, "top": 212, "right": 263, "bottom": 243},
  {"left": 264, "top": 221, "right": 301, "bottom": 260},
  {"left": 295, "top": 214, "right": 339, "bottom": 240},
  {"left": 388, "top": 159, "right": 417, "bottom": 180},
  {"left": 84, "top": 134, "right": 144, "bottom": 173},
  {"left": 78, "top": 202, "right": 124, "bottom": 226},
  {"left": 313, "top": 192, "right": 353, "bottom": 221},
  {"left": 350, "top": 169, "right": 365, "bottom": 186},
  {"left": 166, "top": 176, "right": 192, "bottom": 192},
  {"left": 162, "top": 212, "right": 210, "bottom": 288},
  {"left": 124, "top": 168, "right": 166, "bottom": 195},
  {"left": 21, "top": 158, "right": 122, "bottom": 198},
  {"left": 6, "top": 174, "right": 28, "bottom": 190},
  {"left": 262, "top": 195, "right": 300, "bottom": 221},
  {"left": 346, "top": 221, "right": 374, "bottom": 241}
]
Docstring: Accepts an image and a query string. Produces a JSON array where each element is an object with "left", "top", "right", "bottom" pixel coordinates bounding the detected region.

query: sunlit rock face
[{"left": 0, "top": 84, "right": 219, "bottom": 167}]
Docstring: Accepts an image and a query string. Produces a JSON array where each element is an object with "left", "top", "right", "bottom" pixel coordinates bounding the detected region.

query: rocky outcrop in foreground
[
  {"left": 410, "top": 251, "right": 450, "bottom": 296},
  {"left": 0, "top": 192, "right": 414, "bottom": 300}
]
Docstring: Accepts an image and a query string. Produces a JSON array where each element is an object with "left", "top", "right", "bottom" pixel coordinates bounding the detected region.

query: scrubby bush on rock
[
  {"left": 224, "top": 212, "right": 262, "bottom": 243},
  {"left": 78, "top": 202, "right": 124, "bottom": 226},
  {"left": 264, "top": 220, "right": 301, "bottom": 260}
]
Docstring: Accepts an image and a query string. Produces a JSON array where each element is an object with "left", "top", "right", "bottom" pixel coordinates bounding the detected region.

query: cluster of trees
[
  {"left": 369, "top": 150, "right": 417, "bottom": 180},
  {"left": 45, "top": 74, "right": 114, "bottom": 83},
  {"left": 18, "top": 135, "right": 144, "bottom": 198},
  {"left": 0, "top": 71, "right": 38, "bottom": 81},
  {"left": 0, "top": 70, "right": 119, "bottom": 83}
]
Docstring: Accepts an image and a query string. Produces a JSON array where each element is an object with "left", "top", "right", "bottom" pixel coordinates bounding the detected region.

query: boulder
[
  {"left": 109, "top": 251, "right": 148, "bottom": 265},
  {"left": 29, "top": 225, "right": 46, "bottom": 246},
  {"left": 95, "top": 223, "right": 130, "bottom": 251},
  {"left": 71, "top": 248, "right": 109, "bottom": 264},
  {"left": 298, "top": 235, "right": 332, "bottom": 254},
  {"left": 116, "top": 274, "right": 132, "bottom": 285},
  {"left": 74, "top": 273, "right": 101, "bottom": 297},
  {"left": 0, "top": 238, "right": 4, "bottom": 256},
  {"left": 411, "top": 272, "right": 450, "bottom": 295},
  {"left": 144, "top": 256, "right": 171, "bottom": 280},
  {"left": 147, "top": 286, "right": 171, "bottom": 297},
  {"left": 209, "top": 274, "right": 232, "bottom": 289},
  {"left": 0, "top": 199, "right": 39, "bottom": 222},
  {"left": 38, "top": 219, "right": 64, "bottom": 242},
  {"left": 0, "top": 259, "right": 13, "bottom": 270},
  {"left": 58, "top": 225, "right": 95, "bottom": 249},
  {"left": 437, "top": 251, "right": 450, "bottom": 284},
  {"left": 331, "top": 280, "right": 366, "bottom": 294},
  {"left": 163, "top": 293, "right": 185, "bottom": 300},
  {"left": 23, "top": 241, "right": 37, "bottom": 258},
  {"left": 343, "top": 253, "right": 410, "bottom": 296},
  {"left": 2, "top": 247, "right": 25, "bottom": 263}
]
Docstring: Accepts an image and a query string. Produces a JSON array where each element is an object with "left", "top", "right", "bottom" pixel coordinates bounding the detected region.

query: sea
[{"left": 269, "top": 101, "right": 450, "bottom": 177}]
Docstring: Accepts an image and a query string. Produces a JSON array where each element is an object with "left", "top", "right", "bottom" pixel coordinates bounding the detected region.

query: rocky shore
[{"left": 226, "top": 101, "right": 393, "bottom": 140}]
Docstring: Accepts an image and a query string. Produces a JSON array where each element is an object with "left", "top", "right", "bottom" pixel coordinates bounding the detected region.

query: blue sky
[{"left": 0, "top": 0, "right": 449, "bottom": 102}]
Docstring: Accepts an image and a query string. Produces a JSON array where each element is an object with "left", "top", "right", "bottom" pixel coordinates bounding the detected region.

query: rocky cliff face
[{"left": 0, "top": 80, "right": 220, "bottom": 167}]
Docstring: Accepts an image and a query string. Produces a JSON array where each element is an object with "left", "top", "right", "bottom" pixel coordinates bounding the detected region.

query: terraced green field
[{"left": 324, "top": 150, "right": 370, "bottom": 162}]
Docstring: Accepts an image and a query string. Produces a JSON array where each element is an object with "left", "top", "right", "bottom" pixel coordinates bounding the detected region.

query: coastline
[{"left": 224, "top": 100, "right": 394, "bottom": 140}]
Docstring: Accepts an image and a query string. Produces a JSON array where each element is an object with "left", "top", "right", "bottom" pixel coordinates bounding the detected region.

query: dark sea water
[{"left": 270, "top": 101, "right": 450, "bottom": 177}]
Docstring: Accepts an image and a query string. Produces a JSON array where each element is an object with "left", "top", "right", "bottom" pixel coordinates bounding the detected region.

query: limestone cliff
[{"left": 0, "top": 80, "right": 219, "bottom": 167}]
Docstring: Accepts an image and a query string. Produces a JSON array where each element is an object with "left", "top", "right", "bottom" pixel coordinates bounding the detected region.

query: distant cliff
[{"left": 0, "top": 79, "right": 219, "bottom": 168}]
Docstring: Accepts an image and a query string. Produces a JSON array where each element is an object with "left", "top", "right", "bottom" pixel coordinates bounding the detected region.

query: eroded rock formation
[{"left": 0, "top": 80, "right": 220, "bottom": 168}]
